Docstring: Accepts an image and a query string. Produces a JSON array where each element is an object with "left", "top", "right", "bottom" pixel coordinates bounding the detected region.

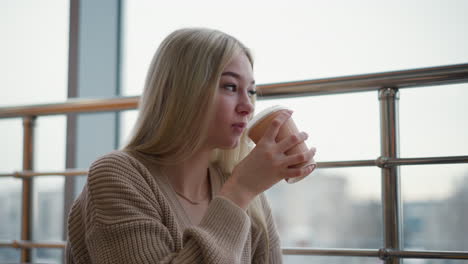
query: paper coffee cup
[{"left": 246, "top": 105, "right": 315, "bottom": 183}]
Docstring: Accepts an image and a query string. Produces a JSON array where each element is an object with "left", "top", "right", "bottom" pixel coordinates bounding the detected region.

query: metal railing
[{"left": 1, "top": 63, "right": 468, "bottom": 263}]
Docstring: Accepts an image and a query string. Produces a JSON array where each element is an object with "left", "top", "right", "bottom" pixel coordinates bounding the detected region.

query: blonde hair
[{"left": 123, "top": 28, "right": 270, "bottom": 260}]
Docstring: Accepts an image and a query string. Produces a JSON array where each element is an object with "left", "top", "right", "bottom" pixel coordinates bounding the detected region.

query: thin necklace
[
  {"left": 174, "top": 190, "right": 210, "bottom": 205},
  {"left": 172, "top": 168, "right": 212, "bottom": 205}
]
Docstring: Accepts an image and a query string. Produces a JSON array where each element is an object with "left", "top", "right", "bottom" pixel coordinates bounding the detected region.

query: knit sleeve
[
  {"left": 252, "top": 194, "right": 283, "bottom": 264},
  {"left": 264, "top": 193, "right": 283, "bottom": 264},
  {"left": 82, "top": 152, "right": 251, "bottom": 264}
]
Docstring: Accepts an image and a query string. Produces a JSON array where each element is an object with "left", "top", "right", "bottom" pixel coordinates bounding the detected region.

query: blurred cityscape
[
  {"left": 0, "top": 172, "right": 467, "bottom": 264},
  {"left": 268, "top": 171, "right": 468, "bottom": 264}
]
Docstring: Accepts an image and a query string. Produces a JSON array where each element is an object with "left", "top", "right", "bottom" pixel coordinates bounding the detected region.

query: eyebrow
[{"left": 222, "top": 71, "right": 255, "bottom": 85}]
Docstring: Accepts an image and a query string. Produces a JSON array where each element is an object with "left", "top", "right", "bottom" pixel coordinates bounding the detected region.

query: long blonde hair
[{"left": 123, "top": 28, "right": 270, "bottom": 258}]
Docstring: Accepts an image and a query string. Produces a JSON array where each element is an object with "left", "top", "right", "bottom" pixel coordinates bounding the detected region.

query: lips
[
  {"left": 232, "top": 122, "right": 246, "bottom": 129},
  {"left": 232, "top": 122, "right": 247, "bottom": 134}
]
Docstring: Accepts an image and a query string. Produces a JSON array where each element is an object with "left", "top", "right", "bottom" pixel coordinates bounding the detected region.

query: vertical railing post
[
  {"left": 379, "top": 87, "right": 402, "bottom": 264},
  {"left": 21, "top": 116, "right": 36, "bottom": 262}
]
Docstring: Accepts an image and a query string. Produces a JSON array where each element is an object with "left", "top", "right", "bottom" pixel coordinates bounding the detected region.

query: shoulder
[
  {"left": 89, "top": 150, "right": 145, "bottom": 174},
  {"left": 87, "top": 150, "right": 154, "bottom": 186},
  {"left": 84, "top": 150, "right": 161, "bottom": 224}
]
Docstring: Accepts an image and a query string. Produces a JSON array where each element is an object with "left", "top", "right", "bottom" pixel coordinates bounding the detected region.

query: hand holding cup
[
  {"left": 219, "top": 106, "right": 316, "bottom": 209},
  {"left": 246, "top": 105, "right": 317, "bottom": 183}
]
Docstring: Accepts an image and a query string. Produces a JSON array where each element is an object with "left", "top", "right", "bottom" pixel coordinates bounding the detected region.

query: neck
[{"left": 162, "top": 150, "right": 212, "bottom": 199}]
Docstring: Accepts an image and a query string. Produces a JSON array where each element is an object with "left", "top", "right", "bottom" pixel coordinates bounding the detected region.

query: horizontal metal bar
[
  {"left": 1, "top": 241, "right": 466, "bottom": 260},
  {"left": 1, "top": 64, "right": 467, "bottom": 118},
  {"left": 0, "top": 96, "right": 139, "bottom": 119},
  {"left": 0, "top": 240, "right": 66, "bottom": 249},
  {"left": 384, "top": 156, "right": 468, "bottom": 167},
  {"left": 1, "top": 155, "right": 466, "bottom": 178},
  {"left": 282, "top": 247, "right": 468, "bottom": 260},
  {"left": 318, "top": 155, "right": 468, "bottom": 169},
  {"left": 282, "top": 247, "right": 379, "bottom": 257},
  {"left": 318, "top": 160, "right": 376, "bottom": 168},
  {"left": 386, "top": 249, "right": 468, "bottom": 260},
  {"left": 259, "top": 63, "right": 468, "bottom": 99},
  {"left": 0, "top": 169, "right": 88, "bottom": 178},
  {"left": 283, "top": 248, "right": 468, "bottom": 260}
]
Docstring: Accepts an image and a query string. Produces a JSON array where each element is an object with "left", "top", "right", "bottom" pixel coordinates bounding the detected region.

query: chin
[{"left": 218, "top": 139, "right": 240, "bottom": 149}]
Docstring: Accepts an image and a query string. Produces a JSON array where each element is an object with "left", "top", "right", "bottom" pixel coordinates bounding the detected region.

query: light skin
[{"left": 162, "top": 52, "right": 316, "bottom": 224}]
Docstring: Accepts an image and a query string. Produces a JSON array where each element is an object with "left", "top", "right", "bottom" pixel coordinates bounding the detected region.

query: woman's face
[{"left": 205, "top": 52, "right": 256, "bottom": 149}]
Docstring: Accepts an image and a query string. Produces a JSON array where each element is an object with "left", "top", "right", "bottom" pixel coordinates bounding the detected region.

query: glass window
[
  {"left": 400, "top": 84, "right": 468, "bottom": 252},
  {"left": 255, "top": 93, "right": 380, "bottom": 161},
  {"left": 32, "top": 116, "right": 66, "bottom": 264},
  {"left": 1, "top": 0, "right": 69, "bottom": 107},
  {"left": 1, "top": 1, "right": 69, "bottom": 263},
  {"left": 119, "top": 110, "right": 138, "bottom": 148},
  {"left": 32, "top": 249, "right": 63, "bottom": 264},
  {"left": 402, "top": 164, "right": 468, "bottom": 251},
  {"left": 255, "top": 94, "right": 382, "bottom": 248},
  {"left": 400, "top": 84, "right": 468, "bottom": 158},
  {"left": 268, "top": 167, "right": 382, "bottom": 249},
  {"left": 0, "top": 119, "right": 23, "bottom": 263},
  {"left": 122, "top": 0, "right": 468, "bottom": 96},
  {"left": 0, "top": 119, "right": 23, "bottom": 172},
  {"left": 0, "top": 248, "right": 21, "bottom": 264}
]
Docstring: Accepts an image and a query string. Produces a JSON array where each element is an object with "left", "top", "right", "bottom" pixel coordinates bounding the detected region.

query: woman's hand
[{"left": 219, "top": 110, "right": 316, "bottom": 209}]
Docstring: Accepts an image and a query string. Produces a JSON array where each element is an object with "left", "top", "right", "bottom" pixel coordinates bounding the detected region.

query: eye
[
  {"left": 248, "top": 90, "right": 257, "bottom": 97},
  {"left": 223, "top": 84, "right": 237, "bottom": 92}
]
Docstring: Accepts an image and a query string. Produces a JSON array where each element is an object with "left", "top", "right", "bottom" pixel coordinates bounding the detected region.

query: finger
[
  {"left": 261, "top": 110, "right": 292, "bottom": 142},
  {"left": 277, "top": 132, "right": 308, "bottom": 153},
  {"left": 282, "top": 148, "right": 315, "bottom": 167},
  {"left": 305, "top": 147, "right": 317, "bottom": 159},
  {"left": 310, "top": 147, "right": 317, "bottom": 156},
  {"left": 284, "top": 163, "right": 316, "bottom": 178}
]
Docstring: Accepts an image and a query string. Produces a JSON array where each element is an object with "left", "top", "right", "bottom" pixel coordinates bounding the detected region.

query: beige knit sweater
[{"left": 66, "top": 151, "right": 283, "bottom": 264}]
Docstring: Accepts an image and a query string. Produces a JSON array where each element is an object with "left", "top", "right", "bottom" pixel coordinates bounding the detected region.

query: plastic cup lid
[{"left": 246, "top": 105, "right": 292, "bottom": 135}]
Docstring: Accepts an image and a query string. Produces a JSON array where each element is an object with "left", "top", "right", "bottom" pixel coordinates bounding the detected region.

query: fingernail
[{"left": 308, "top": 164, "right": 316, "bottom": 171}]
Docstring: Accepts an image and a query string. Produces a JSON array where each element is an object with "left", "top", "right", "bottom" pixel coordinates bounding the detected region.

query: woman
[{"left": 66, "top": 28, "right": 316, "bottom": 264}]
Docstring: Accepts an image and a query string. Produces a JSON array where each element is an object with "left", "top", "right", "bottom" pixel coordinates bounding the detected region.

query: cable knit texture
[{"left": 66, "top": 151, "right": 282, "bottom": 264}]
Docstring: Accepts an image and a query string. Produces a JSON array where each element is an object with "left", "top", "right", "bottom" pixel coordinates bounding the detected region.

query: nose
[{"left": 236, "top": 91, "right": 254, "bottom": 116}]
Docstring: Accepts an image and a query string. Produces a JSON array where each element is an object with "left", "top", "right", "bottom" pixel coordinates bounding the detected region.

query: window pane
[
  {"left": 256, "top": 93, "right": 380, "bottom": 161},
  {"left": 33, "top": 182, "right": 64, "bottom": 240},
  {"left": 1, "top": 0, "right": 69, "bottom": 260},
  {"left": 402, "top": 164, "right": 468, "bottom": 251},
  {"left": 0, "top": 119, "right": 23, "bottom": 264},
  {"left": 32, "top": 248, "right": 62, "bottom": 264},
  {"left": 119, "top": 110, "right": 138, "bottom": 148},
  {"left": 1, "top": 0, "right": 69, "bottom": 107},
  {"left": 31, "top": 116, "right": 66, "bottom": 262},
  {"left": 400, "top": 84, "right": 468, "bottom": 158},
  {"left": 400, "top": 84, "right": 468, "bottom": 253},
  {"left": 268, "top": 167, "right": 382, "bottom": 249},
  {"left": 0, "top": 119, "right": 23, "bottom": 172},
  {"left": 122, "top": 0, "right": 468, "bottom": 96},
  {"left": 0, "top": 248, "right": 20, "bottom": 263}
]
